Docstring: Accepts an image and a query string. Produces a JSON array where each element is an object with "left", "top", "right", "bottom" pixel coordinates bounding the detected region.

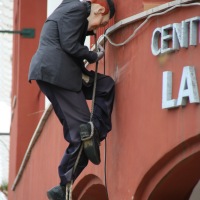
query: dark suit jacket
[{"left": 28, "top": 0, "right": 97, "bottom": 91}]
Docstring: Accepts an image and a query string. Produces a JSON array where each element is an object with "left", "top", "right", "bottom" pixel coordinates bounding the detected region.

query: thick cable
[
  {"left": 67, "top": 35, "right": 99, "bottom": 200},
  {"left": 98, "top": 2, "right": 200, "bottom": 47}
]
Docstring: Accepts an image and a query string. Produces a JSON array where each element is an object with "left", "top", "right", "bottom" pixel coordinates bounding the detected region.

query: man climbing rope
[{"left": 28, "top": 0, "right": 115, "bottom": 199}]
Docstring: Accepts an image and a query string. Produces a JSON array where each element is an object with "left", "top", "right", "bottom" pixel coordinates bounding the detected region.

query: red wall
[
  {"left": 8, "top": 0, "right": 46, "bottom": 199},
  {"left": 96, "top": 4, "right": 200, "bottom": 199},
  {"left": 8, "top": 0, "right": 200, "bottom": 200}
]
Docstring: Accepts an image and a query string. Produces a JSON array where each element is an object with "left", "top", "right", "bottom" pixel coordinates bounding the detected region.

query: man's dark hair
[{"left": 106, "top": 0, "right": 115, "bottom": 19}]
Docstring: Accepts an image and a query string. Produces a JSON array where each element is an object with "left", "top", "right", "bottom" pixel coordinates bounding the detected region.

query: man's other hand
[{"left": 96, "top": 44, "right": 105, "bottom": 61}]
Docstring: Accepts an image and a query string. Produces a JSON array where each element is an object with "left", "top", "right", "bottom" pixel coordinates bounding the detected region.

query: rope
[
  {"left": 90, "top": 34, "right": 99, "bottom": 121},
  {"left": 66, "top": 182, "right": 73, "bottom": 200},
  {"left": 66, "top": 34, "right": 99, "bottom": 200},
  {"left": 66, "top": 144, "right": 84, "bottom": 200}
]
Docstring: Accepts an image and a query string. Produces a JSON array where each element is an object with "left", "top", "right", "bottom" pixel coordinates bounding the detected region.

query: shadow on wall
[
  {"left": 134, "top": 134, "right": 200, "bottom": 200},
  {"left": 73, "top": 174, "right": 108, "bottom": 200}
]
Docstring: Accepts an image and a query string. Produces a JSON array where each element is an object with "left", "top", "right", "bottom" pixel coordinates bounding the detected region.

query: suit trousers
[{"left": 36, "top": 73, "right": 115, "bottom": 185}]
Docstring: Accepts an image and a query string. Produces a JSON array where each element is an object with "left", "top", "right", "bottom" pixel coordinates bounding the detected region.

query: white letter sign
[
  {"left": 162, "top": 71, "right": 177, "bottom": 109},
  {"left": 177, "top": 66, "right": 200, "bottom": 106},
  {"left": 162, "top": 66, "right": 200, "bottom": 109}
]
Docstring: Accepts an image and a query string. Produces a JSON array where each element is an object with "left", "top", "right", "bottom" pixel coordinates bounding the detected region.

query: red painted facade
[{"left": 8, "top": 0, "right": 200, "bottom": 199}]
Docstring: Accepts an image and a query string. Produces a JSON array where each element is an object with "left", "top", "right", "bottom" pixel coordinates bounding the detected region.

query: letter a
[{"left": 177, "top": 66, "right": 200, "bottom": 106}]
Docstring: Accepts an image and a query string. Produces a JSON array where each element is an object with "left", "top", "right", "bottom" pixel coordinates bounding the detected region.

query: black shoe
[
  {"left": 47, "top": 185, "right": 66, "bottom": 200},
  {"left": 80, "top": 122, "right": 101, "bottom": 165}
]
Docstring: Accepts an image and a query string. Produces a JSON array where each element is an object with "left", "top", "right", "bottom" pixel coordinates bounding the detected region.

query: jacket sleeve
[{"left": 58, "top": 4, "right": 97, "bottom": 63}]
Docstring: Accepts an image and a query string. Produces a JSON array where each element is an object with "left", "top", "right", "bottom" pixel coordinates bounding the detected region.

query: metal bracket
[
  {"left": 0, "top": 28, "right": 35, "bottom": 38},
  {"left": 0, "top": 133, "right": 10, "bottom": 136}
]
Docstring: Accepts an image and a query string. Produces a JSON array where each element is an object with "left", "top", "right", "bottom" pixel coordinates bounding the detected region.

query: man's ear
[{"left": 94, "top": 5, "right": 105, "bottom": 15}]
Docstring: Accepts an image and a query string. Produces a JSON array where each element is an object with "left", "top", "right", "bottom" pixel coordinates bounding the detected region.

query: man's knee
[{"left": 101, "top": 75, "right": 115, "bottom": 92}]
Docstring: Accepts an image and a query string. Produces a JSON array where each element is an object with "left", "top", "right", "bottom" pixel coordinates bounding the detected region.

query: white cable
[{"left": 98, "top": 2, "right": 200, "bottom": 47}]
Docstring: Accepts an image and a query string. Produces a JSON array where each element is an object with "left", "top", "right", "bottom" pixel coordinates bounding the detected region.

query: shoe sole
[
  {"left": 83, "top": 135, "right": 101, "bottom": 165},
  {"left": 80, "top": 124, "right": 101, "bottom": 165}
]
